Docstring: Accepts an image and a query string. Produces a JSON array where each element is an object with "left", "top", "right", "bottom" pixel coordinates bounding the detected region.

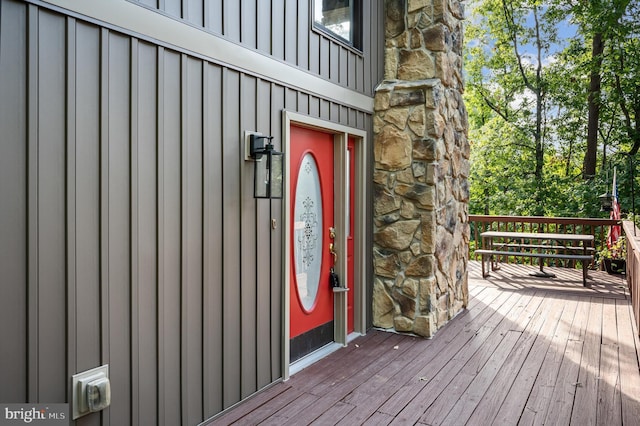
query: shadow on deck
[{"left": 206, "top": 261, "right": 640, "bottom": 425}]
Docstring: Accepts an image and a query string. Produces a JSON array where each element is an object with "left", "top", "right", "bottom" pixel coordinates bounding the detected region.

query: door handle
[
  {"left": 329, "top": 243, "right": 337, "bottom": 263},
  {"left": 328, "top": 227, "right": 337, "bottom": 263}
]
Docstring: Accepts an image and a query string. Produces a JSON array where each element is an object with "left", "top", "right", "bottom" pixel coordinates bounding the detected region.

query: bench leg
[
  {"left": 482, "top": 254, "right": 490, "bottom": 278},
  {"left": 583, "top": 263, "right": 590, "bottom": 287},
  {"left": 491, "top": 257, "right": 501, "bottom": 272}
]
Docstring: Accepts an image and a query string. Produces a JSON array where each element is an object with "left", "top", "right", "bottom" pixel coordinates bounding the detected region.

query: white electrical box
[{"left": 72, "top": 365, "right": 111, "bottom": 420}]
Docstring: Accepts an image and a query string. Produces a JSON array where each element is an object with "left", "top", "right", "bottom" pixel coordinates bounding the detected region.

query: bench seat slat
[
  {"left": 491, "top": 243, "right": 595, "bottom": 252},
  {"left": 474, "top": 249, "right": 592, "bottom": 261}
]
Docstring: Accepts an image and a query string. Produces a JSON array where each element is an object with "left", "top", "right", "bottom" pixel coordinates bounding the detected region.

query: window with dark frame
[{"left": 313, "top": 0, "right": 362, "bottom": 50}]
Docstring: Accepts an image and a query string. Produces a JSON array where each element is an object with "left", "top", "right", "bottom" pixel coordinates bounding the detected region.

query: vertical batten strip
[
  {"left": 130, "top": 37, "right": 140, "bottom": 426},
  {"left": 215, "top": 64, "right": 223, "bottom": 407},
  {"left": 202, "top": 58, "right": 211, "bottom": 418},
  {"left": 179, "top": 52, "right": 188, "bottom": 426},
  {"left": 27, "top": 3, "right": 40, "bottom": 402},
  {"left": 99, "top": 26, "right": 111, "bottom": 426},
  {"left": 156, "top": 45, "right": 166, "bottom": 426},
  {"left": 65, "top": 15, "right": 77, "bottom": 406},
  {"left": 200, "top": 57, "right": 207, "bottom": 421},
  {"left": 202, "top": 0, "right": 208, "bottom": 29},
  {"left": 196, "top": 58, "right": 205, "bottom": 420}
]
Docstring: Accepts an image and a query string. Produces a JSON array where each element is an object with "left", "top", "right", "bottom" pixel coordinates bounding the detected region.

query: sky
[{"left": 467, "top": 1, "right": 581, "bottom": 68}]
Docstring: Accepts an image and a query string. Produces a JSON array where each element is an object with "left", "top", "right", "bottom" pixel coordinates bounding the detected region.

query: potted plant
[{"left": 597, "top": 236, "right": 627, "bottom": 274}]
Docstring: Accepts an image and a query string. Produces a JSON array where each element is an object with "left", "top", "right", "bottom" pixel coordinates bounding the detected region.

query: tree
[
  {"left": 465, "top": 0, "right": 640, "bottom": 217},
  {"left": 567, "top": 0, "right": 632, "bottom": 178},
  {"left": 609, "top": 1, "right": 640, "bottom": 155},
  {"left": 583, "top": 31, "right": 604, "bottom": 178},
  {"left": 465, "top": 0, "right": 564, "bottom": 214}
]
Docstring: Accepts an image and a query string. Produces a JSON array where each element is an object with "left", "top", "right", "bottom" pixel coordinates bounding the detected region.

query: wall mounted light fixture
[
  {"left": 248, "top": 133, "right": 284, "bottom": 199},
  {"left": 599, "top": 191, "right": 613, "bottom": 212}
]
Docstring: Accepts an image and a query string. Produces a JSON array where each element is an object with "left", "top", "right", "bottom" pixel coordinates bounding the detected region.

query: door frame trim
[{"left": 282, "top": 111, "right": 368, "bottom": 380}]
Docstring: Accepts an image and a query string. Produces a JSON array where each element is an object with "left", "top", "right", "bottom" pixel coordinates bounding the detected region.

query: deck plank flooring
[
  {"left": 617, "top": 300, "right": 640, "bottom": 425},
  {"left": 488, "top": 296, "right": 579, "bottom": 426},
  {"left": 206, "top": 262, "right": 639, "bottom": 425},
  {"left": 452, "top": 295, "right": 563, "bottom": 426},
  {"left": 414, "top": 294, "right": 542, "bottom": 425}
]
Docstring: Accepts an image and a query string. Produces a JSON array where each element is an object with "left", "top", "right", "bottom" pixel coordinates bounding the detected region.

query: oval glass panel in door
[{"left": 293, "top": 153, "right": 323, "bottom": 311}]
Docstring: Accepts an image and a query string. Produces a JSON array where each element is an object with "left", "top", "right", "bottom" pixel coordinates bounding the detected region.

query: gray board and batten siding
[
  {"left": 131, "top": 0, "right": 383, "bottom": 97},
  {"left": 0, "top": 0, "right": 383, "bottom": 425}
]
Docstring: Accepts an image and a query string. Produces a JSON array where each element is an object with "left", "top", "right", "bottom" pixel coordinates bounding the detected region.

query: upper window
[{"left": 313, "top": 0, "right": 362, "bottom": 49}]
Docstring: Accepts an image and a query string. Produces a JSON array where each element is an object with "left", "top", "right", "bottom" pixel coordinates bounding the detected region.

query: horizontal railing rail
[
  {"left": 469, "top": 215, "right": 621, "bottom": 269},
  {"left": 623, "top": 220, "right": 640, "bottom": 335}
]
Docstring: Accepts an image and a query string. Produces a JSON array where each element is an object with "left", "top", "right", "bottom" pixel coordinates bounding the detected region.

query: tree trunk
[{"left": 583, "top": 32, "right": 605, "bottom": 179}]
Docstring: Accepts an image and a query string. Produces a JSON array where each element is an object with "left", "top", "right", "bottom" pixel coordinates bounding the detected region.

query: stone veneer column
[{"left": 372, "top": 0, "right": 470, "bottom": 337}]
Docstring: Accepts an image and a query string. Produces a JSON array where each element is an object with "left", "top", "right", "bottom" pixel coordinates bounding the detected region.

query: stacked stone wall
[{"left": 372, "top": 0, "right": 470, "bottom": 337}]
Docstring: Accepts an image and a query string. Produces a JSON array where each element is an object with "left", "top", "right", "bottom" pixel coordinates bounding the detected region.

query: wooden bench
[
  {"left": 478, "top": 231, "right": 595, "bottom": 287},
  {"left": 474, "top": 250, "right": 593, "bottom": 286}
]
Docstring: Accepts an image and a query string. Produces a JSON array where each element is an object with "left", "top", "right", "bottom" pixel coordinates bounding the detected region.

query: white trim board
[{"left": 39, "top": 0, "right": 374, "bottom": 113}]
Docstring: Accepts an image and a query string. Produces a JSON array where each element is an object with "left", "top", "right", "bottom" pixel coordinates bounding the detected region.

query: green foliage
[
  {"left": 597, "top": 235, "right": 626, "bottom": 260},
  {"left": 465, "top": 0, "right": 640, "bottom": 217}
]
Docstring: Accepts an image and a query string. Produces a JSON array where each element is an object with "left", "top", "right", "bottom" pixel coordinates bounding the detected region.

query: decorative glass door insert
[{"left": 293, "top": 154, "right": 323, "bottom": 311}]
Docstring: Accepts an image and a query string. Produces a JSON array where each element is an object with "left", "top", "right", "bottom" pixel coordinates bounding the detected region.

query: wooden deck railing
[
  {"left": 469, "top": 214, "right": 639, "bottom": 336},
  {"left": 468, "top": 215, "right": 621, "bottom": 268},
  {"left": 623, "top": 220, "right": 640, "bottom": 334}
]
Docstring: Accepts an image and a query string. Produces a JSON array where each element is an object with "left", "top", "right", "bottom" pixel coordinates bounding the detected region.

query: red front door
[{"left": 290, "top": 126, "right": 336, "bottom": 362}]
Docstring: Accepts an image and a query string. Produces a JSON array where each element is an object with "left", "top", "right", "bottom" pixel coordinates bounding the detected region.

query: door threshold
[
  {"left": 347, "top": 331, "right": 364, "bottom": 343},
  {"left": 289, "top": 332, "right": 365, "bottom": 377},
  {"left": 289, "top": 342, "right": 343, "bottom": 376}
]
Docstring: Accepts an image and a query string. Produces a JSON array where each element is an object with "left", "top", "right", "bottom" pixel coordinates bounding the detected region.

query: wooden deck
[{"left": 206, "top": 262, "right": 640, "bottom": 425}]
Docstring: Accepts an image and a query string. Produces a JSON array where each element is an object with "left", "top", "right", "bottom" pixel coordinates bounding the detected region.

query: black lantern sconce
[
  {"left": 599, "top": 166, "right": 614, "bottom": 212},
  {"left": 599, "top": 191, "right": 614, "bottom": 211},
  {"left": 249, "top": 133, "right": 284, "bottom": 199}
]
